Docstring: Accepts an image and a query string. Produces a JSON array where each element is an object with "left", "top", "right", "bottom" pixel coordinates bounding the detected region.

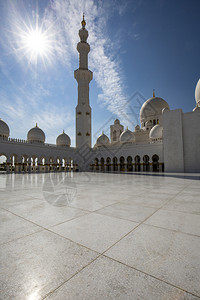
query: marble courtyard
[{"left": 0, "top": 172, "right": 200, "bottom": 299}]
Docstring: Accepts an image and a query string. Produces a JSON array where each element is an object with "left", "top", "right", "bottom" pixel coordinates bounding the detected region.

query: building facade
[{"left": 0, "top": 17, "right": 200, "bottom": 173}]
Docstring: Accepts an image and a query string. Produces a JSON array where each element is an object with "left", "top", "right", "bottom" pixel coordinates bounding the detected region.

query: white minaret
[{"left": 74, "top": 14, "right": 93, "bottom": 148}]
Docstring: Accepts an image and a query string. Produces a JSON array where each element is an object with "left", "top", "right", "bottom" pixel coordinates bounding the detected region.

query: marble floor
[{"left": 0, "top": 172, "right": 200, "bottom": 300}]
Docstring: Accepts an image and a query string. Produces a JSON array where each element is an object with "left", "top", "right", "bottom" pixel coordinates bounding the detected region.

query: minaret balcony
[
  {"left": 77, "top": 42, "right": 90, "bottom": 54},
  {"left": 74, "top": 69, "right": 93, "bottom": 82}
]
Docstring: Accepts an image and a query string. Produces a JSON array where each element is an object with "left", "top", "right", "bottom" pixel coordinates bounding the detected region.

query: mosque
[{"left": 0, "top": 16, "right": 200, "bottom": 173}]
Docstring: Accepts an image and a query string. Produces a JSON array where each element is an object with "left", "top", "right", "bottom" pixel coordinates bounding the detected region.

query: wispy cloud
[
  {"left": 0, "top": 0, "right": 137, "bottom": 145},
  {"left": 45, "top": 0, "right": 131, "bottom": 120},
  {"left": 0, "top": 85, "right": 74, "bottom": 144}
]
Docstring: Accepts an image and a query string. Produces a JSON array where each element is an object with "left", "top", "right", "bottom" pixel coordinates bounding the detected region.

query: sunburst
[{"left": 11, "top": 13, "right": 55, "bottom": 68}]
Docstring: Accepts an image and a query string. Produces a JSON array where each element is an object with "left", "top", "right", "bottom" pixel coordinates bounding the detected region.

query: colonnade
[
  {"left": 91, "top": 155, "right": 164, "bottom": 172},
  {"left": 0, "top": 155, "right": 78, "bottom": 173}
]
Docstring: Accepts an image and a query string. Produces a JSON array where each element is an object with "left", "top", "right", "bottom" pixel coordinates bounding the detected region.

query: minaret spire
[
  {"left": 74, "top": 15, "right": 93, "bottom": 148},
  {"left": 81, "top": 13, "right": 86, "bottom": 28}
]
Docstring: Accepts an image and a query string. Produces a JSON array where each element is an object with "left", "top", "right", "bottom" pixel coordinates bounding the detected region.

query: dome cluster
[{"left": 0, "top": 120, "right": 71, "bottom": 147}]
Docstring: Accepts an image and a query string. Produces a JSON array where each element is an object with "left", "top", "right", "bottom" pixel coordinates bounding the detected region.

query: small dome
[
  {"left": 27, "top": 124, "right": 45, "bottom": 143},
  {"left": 56, "top": 131, "right": 71, "bottom": 147},
  {"left": 135, "top": 125, "right": 140, "bottom": 131},
  {"left": 195, "top": 78, "right": 200, "bottom": 105},
  {"left": 114, "top": 119, "right": 120, "bottom": 125},
  {"left": 140, "top": 96, "right": 170, "bottom": 122},
  {"left": 0, "top": 118, "right": 10, "bottom": 138},
  {"left": 120, "top": 127, "right": 134, "bottom": 143},
  {"left": 96, "top": 132, "right": 110, "bottom": 146},
  {"left": 149, "top": 124, "right": 163, "bottom": 140}
]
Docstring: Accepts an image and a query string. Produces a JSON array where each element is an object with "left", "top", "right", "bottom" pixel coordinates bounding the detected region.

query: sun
[
  {"left": 19, "top": 23, "right": 54, "bottom": 66},
  {"left": 25, "top": 28, "right": 49, "bottom": 56},
  {"left": 11, "top": 14, "right": 55, "bottom": 67}
]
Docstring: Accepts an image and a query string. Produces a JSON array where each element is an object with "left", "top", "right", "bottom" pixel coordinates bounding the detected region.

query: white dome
[
  {"left": 0, "top": 119, "right": 10, "bottom": 138},
  {"left": 140, "top": 96, "right": 170, "bottom": 122},
  {"left": 27, "top": 124, "right": 45, "bottom": 143},
  {"left": 120, "top": 128, "right": 134, "bottom": 143},
  {"left": 195, "top": 78, "right": 200, "bottom": 105},
  {"left": 96, "top": 132, "right": 110, "bottom": 146},
  {"left": 56, "top": 131, "right": 71, "bottom": 147},
  {"left": 149, "top": 124, "right": 163, "bottom": 139}
]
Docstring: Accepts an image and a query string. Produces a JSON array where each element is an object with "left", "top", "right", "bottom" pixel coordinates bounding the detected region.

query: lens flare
[{"left": 9, "top": 10, "right": 55, "bottom": 68}]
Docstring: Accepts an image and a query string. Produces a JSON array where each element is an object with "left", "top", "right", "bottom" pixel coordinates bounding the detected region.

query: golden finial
[
  {"left": 153, "top": 89, "right": 155, "bottom": 97},
  {"left": 126, "top": 126, "right": 128, "bottom": 130},
  {"left": 36, "top": 123, "right": 38, "bottom": 127},
  {"left": 63, "top": 129, "right": 64, "bottom": 133},
  {"left": 81, "top": 13, "right": 86, "bottom": 28}
]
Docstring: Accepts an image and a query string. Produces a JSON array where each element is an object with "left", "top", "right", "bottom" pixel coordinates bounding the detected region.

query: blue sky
[{"left": 0, "top": 0, "right": 199, "bottom": 146}]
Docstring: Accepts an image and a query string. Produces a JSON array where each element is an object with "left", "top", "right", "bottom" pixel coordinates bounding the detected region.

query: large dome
[
  {"left": 149, "top": 124, "right": 163, "bottom": 140},
  {"left": 195, "top": 78, "right": 200, "bottom": 106},
  {"left": 27, "top": 124, "right": 45, "bottom": 143},
  {"left": 140, "top": 96, "right": 170, "bottom": 122},
  {"left": 0, "top": 119, "right": 10, "bottom": 138},
  {"left": 56, "top": 131, "right": 71, "bottom": 147},
  {"left": 120, "top": 127, "right": 134, "bottom": 143},
  {"left": 96, "top": 132, "right": 110, "bottom": 146}
]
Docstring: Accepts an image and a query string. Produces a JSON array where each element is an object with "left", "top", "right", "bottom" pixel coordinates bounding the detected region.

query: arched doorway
[
  {"left": 135, "top": 155, "right": 141, "bottom": 172},
  {"left": 0, "top": 155, "right": 7, "bottom": 172},
  {"left": 113, "top": 157, "right": 118, "bottom": 171},
  {"left": 152, "top": 154, "right": 159, "bottom": 172},
  {"left": 106, "top": 157, "right": 111, "bottom": 171},
  {"left": 143, "top": 155, "right": 150, "bottom": 171},
  {"left": 127, "top": 156, "right": 133, "bottom": 171},
  {"left": 100, "top": 157, "right": 104, "bottom": 172},
  {"left": 120, "top": 156, "right": 125, "bottom": 171},
  {"left": 95, "top": 158, "right": 99, "bottom": 171}
]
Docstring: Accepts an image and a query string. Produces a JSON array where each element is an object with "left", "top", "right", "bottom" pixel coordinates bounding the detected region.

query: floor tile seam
[
  {"left": 0, "top": 206, "right": 49, "bottom": 230},
  {"left": 89, "top": 197, "right": 136, "bottom": 214},
  {"left": 0, "top": 228, "right": 44, "bottom": 247},
  {"left": 45, "top": 227, "right": 102, "bottom": 255},
  {"left": 116, "top": 199, "right": 168, "bottom": 209},
  {"left": 67, "top": 203, "right": 99, "bottom": 212},
  {"left": 119, "top": 192, "right": 181, "bottom": 205},
  {"left": 157, "top": 206, "right": 200, "bottom": 216},
  {"left": 0, "top": 207, "right": 103, "bottom": 254},
  {"left": 48, "top": 212, "right": 91, "bottom": 228},
  {"left": 93, "top": 210, "right": 141, "bottom": 224},
  {"left": 141, "top": 222, "right": 200, "bottom": 239},
  {"left": 41, "top": 253, "right": 104, "bottom": 300},
  {"left": 101, "top": 254, "right": 200, "bottom": 299},
  {"left": 132, "top": 185, "right": 193, "bottom": 228},
  {"left": 96, "top": 192, "right": 186, "bottom": 256}
]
